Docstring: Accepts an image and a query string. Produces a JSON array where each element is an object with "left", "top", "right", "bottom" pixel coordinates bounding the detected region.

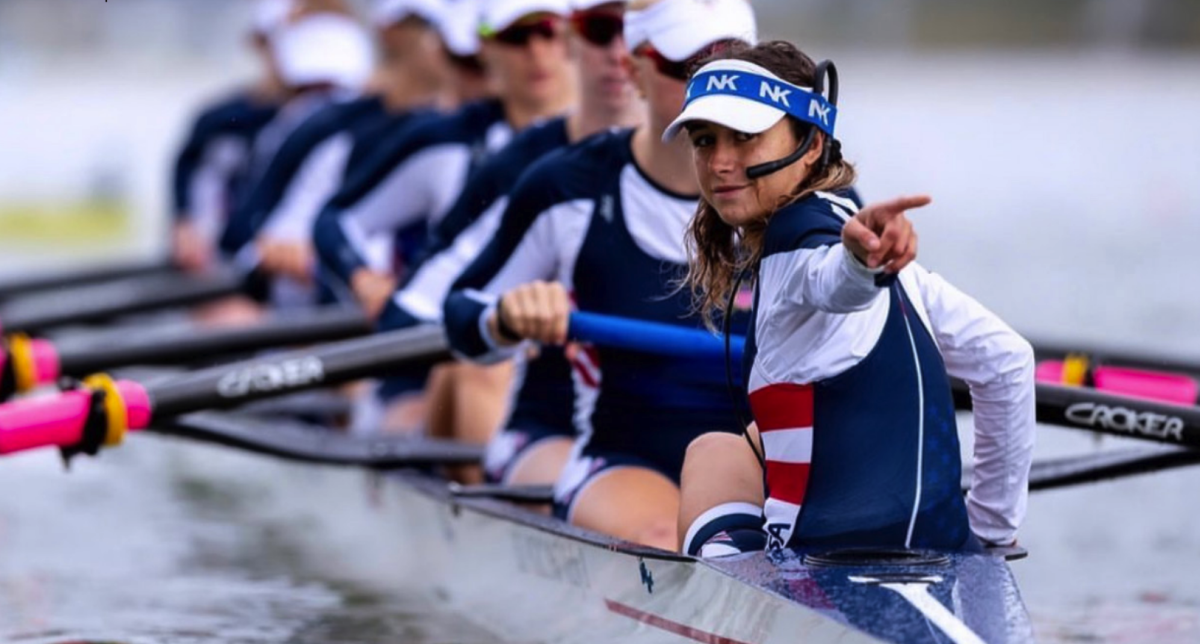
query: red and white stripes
[{"left": 748, "top": 382, "right": 814, "bottom": 548}]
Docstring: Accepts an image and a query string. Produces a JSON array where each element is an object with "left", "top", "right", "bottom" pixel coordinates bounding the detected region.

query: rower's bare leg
[
  {"left": 421, "top": 364, "right": 456, "bottom": 437},
  {"left": 435, "top": 361, "right": 513, "bottom": 484},
  {"left": 450, "top": 361, "right": 513, "bottom": 444},
  {"left": 570, "top": 467, "right": 680, "bottom": 551},
  {"left": 382, "top": 392, "right": 428, "bottom": 435},
  {"left": 503, "top": 436, "right": 574, "bottom": 515},
  {"left": 677, "top": 429, "right": 765, "bottom": 556},
  {"left": 506, "top": 437, "right": 574, "bottom": 486}
]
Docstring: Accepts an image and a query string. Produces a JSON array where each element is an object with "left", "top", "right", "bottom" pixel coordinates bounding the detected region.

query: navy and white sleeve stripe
[
  {"left": 378, "top": 119, "right": 571, "bottom": 330},
  {"left": 218, "top": 103, "right": 352, "bottom": 256},
  {"left": 759, "top": 193, "right": 882, "bottom": 314},
  {"left": 381, "top": 196, "right": 509, "bottom": 330},
  {"left": 258, "top": 134, "right": 353, "bottom": 242},
  {"left": 442, "top": 160, "right": 576, "bottom": 361},
  {"left": 172, "top": 94, "right": 275, "bottom": 221},
  {"left": 312, "top": 113, "right": 466, "bottom": 286}
]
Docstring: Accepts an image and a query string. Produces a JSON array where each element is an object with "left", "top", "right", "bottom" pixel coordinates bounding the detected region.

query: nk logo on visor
[{"left": 685, "top": 71, "right": 838, "bottom": 135}]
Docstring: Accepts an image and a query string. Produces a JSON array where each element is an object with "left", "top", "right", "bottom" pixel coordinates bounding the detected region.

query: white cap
[
  {"left": 253, "top": 0, "right": 294, "bottom": 35},
  {"left": 625, "top": 0, "right": 756, "bottom": 61},
  {"left": 438, "top": 0, "right": 481, "bottom": 56},
  {"left": 272, "top": 15, "right": 376, "bottom": 89},
  {"left": 570, "top": 0, "right": 618, "bottom": 10},
  {"left": 373, "top": 0, "right": 446, "bottom": 27},
  {"left": 479, "top": 0, "right": 570, "bottom": 36},
  {"left": 663, "top": 59, "right": 830, "bottom": 141}
]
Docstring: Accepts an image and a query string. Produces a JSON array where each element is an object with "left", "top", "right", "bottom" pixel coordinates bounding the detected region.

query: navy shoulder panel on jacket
[
  {"left": 761, "top": 193, "right": 848, "bottom": 259},
  {"left": 344, "top": 105, "right": 435, "bottom": 173},
  {"left": 500, "top": 127, "right": 630, "bottom": 226},
  {"left": 328, "top": 99, "right": 505, "bottom": 210},
  {"left": 424, "top": 116, "right": 570, "bottom": 255},
  {"left": 172, "top": 91, "right": 278, "bottom": 216},
  {"left": 193, "top": 91, "right": 278, "bottom": 136},
  {"left": 218, "top": 97, "right": 382, "bottom": 253}
]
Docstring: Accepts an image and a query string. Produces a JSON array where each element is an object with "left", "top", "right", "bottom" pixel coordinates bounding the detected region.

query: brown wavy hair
[{"left": 682, "top": 41, "right": 857, "bottom": 330}]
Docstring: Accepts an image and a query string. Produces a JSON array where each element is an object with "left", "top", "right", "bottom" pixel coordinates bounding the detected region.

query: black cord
[
  {"left": 723, "top": 270, "right": 765, "bottom": 467},
  {"left": 59, "top": 386, "right": 110, "bottom": 467}
]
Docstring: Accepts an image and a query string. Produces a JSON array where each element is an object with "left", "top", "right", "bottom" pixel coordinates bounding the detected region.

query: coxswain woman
[
  {"left": 669, "top": 41, "right": 1036, "bottom": 556},
  {"left": 443, "top": 0, "right": 758, "bottom": 549}
]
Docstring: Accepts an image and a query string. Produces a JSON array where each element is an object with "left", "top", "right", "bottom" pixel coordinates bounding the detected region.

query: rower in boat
[
  {"left": 442, "top": 0, "right": 765, "bottom": 549},
  {"left": 219, "top": 0, "right": 459, "bottom": 311},
  {"left": 311, "top": 0, "right": 577, "bottom": 435},
  {"left": 374, "top": 0, "right": 644, "bottom": 485},
  {"left": 669, "top": 41, "right": 1037, "bottom": 556},
  {"left": 175, "top": 2, "right": 374, "bottom": 322},
  {"left": 170, "top": 0, "right": 289, "bottom": 275}
]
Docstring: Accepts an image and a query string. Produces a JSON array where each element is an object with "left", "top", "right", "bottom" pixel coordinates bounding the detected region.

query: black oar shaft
[
  {"left": 1034, "top": 382, "right": 1200, "bottom": 447},
  {"left": 0, "top": 271, "right": 244, "bottom": 334},
  {"left": 1027, "top": 447, "right": 1200, "bottom": 491},
  {"left": 145, "top": 325, "right": 451, "bottom": 418},
  {"left": 57, "top": 307, "right": 371, "bottom": 375},
  {"left": 0, "top": 258, "right": 173, "bottom": 303},
  {"left": 166, "top": 411, "right": 483, "bottom": 467},
  {"left": 954, "top": 379, "right": 1200, "bottom": 449}
]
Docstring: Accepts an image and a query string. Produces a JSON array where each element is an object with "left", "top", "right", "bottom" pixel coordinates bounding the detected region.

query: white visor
[
  {"left": 373, "top": 0, "right": 446, "bottom": 28},
  {"left": 438, "top": 0, "right": 481, "bottom": 56},
  {"left": 624, "top": 0, "right": 756, "bottom": 62},
  {"left": 480, "top": 0, "right": 570, "bottom": 35},
  {"left": 663, "top": 60, "right": 796, "bottom": 141},
  {"left": 272, "top": 15, "right": 375, "bottom": 89}
]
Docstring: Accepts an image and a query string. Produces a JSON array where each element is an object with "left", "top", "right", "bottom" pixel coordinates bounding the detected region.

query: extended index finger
[{"left": 868, "top": 194, "right": 932, "bottom": 218}]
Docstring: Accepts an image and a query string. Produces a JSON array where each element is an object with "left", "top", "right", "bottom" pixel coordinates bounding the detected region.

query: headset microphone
[{"left": 745, "top": 60, "right": 839, "bottom": 180}]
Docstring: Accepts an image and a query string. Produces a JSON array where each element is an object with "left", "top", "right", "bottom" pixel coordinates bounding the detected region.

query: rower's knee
[
  {"left": 679, "top": 432, "right": 764, "bottom": 551},
  {"left": 682, "top": 432, "right": 759, "bottom": 484},
  {"left": 634, "top": 519, "right": 680, "bottom": 552},
  {"left": 684, "top": 431, "right": 741, "bottom": 464}
]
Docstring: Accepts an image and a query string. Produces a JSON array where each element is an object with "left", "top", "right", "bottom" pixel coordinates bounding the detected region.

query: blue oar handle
[{"left": 567, "top": 311, "right": 745, "bottom": 362}]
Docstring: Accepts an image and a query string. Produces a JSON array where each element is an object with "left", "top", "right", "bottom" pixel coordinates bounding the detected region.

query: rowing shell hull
[{"left": 361, "top": 471, "right": 1033, "bottom": 643}]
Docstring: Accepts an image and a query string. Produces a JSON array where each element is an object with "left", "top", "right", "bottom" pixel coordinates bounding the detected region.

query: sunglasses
[
  {"left": 635, "top": 39, "right": 737, "bottom": 81},
  {"left": 569, "top": 11, "right": 624, "bottom": 47},
  {"left": 490, "top": 17, "right": 563, "bottom": 46}
]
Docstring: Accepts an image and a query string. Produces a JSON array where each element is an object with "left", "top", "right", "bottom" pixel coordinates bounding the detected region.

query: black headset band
[{"left": 743, "top": 60, "right": 839, "bottom": 180}]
